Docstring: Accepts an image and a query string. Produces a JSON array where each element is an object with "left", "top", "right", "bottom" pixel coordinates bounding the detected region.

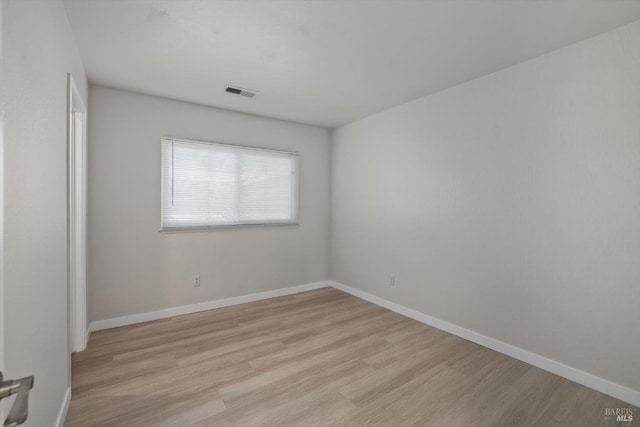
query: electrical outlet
[
  {"left": 193, "top": 274, "right": 201, "bottom": 287},
  {"left": 389, "top": 275, "right": 396, "bottom": 286}
]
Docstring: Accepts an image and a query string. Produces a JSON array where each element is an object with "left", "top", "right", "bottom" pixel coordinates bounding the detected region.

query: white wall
[
  {"left": 87, "top": 86, "right": 330, "bottom": 322},
  {"left": 2, "top": 0, "right": 87, "bottom": 425},
  {"left": 331, "top": 20, "right": 640, "bottom": 394}
]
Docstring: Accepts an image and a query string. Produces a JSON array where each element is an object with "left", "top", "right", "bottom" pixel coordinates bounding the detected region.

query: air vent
[{"left": 225, "top": 85, "right": 259, "bottom": 98}]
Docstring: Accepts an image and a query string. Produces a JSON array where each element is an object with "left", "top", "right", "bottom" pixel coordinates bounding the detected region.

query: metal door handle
[{"left": 0, "top": 373, "right": 34, "bottom": 427}]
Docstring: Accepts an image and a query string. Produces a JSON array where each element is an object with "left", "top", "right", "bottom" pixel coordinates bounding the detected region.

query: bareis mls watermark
[{"left": 605, "top": 407, "right": 634, "bottom": 423}]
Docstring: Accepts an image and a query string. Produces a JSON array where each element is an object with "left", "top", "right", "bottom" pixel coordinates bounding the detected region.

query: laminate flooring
[{"left": 66, "top": 288, "right": 638, "bottom": 426}]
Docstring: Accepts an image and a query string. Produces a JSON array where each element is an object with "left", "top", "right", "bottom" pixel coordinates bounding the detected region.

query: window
[{"left": 161, "top": 136, "right": 299, "bottom": 229}]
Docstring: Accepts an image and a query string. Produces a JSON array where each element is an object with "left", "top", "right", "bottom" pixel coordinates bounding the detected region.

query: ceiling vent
[{"left": 225, "top": 85, "right": 259, "bottom": 98}]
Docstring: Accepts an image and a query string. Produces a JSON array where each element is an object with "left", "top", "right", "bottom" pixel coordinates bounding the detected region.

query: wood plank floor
[{"left": 66, "top": 288, "right": 638, "bottom": 426}]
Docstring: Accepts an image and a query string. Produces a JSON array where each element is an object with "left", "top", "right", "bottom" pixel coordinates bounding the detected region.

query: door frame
[
  {"left": 0, "top": 0, "right": 5, "bottom": 418},
  {"left": 67, "top": 73, "right": 88, "bottom": 353}
]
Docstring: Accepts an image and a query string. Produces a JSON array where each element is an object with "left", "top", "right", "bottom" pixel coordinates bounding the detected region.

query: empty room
[{"left": 1, "top": 0, "right": 639, "bottom": 426}]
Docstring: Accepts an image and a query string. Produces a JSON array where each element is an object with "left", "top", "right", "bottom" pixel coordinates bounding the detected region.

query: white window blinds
[{"left": 161, "top": 137, "right": 299, "bottom": 229}]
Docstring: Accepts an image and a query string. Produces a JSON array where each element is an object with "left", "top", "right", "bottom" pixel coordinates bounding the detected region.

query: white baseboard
[
  {"left": 329, "top": 281, "right": 640, "bottom": 407},
  {"left": 89, "top": 281, "right": 329, "bottom": 332},
  {"left": 54, "top": 387, "right": 71, "bottom": 427},
  {"left": 71, "top": 328, "right": 89, "bottom": 353}
]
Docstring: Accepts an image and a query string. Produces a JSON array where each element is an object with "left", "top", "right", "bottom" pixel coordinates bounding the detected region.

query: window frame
[{"left": 160, "top": 136, "right": 300, "bottom": 232}]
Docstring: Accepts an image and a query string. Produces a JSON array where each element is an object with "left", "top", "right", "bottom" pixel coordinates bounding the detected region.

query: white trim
[
  {"left": 159, "top": 222, "right": 300, "bottom": 233},
  {"left": 67, "top": 73, "right": 88, "bottom": 353},
  {"left": 89, "top": 281, "right": 329, "bottom": 332},
  {"left": 328, "top": 281, "right": 640, "bottom": 407},
  {"left": 54, "top": 387, "right": 71, "bottom": 427}
]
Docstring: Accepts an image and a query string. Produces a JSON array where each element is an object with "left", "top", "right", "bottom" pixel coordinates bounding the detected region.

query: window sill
[{"left": 158, "top": 222, "right": 300, "bottom": 233}]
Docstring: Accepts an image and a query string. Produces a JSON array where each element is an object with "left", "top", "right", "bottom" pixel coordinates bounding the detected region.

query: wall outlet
[
  {"left": 193, "top": 274, "right": 201, "bottom": 287},
  {"left": 389, "top": 274, "right": 396, "bottom": 286}
]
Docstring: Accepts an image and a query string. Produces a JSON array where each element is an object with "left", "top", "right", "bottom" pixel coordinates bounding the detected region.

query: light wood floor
[{"left": 66, "top": 288, "right": 637, "bottom": 426}]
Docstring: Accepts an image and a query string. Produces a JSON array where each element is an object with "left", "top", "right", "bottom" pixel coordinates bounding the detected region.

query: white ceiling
[{"left": 63, "top": 0, "right": 640, "bottom": 128}]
